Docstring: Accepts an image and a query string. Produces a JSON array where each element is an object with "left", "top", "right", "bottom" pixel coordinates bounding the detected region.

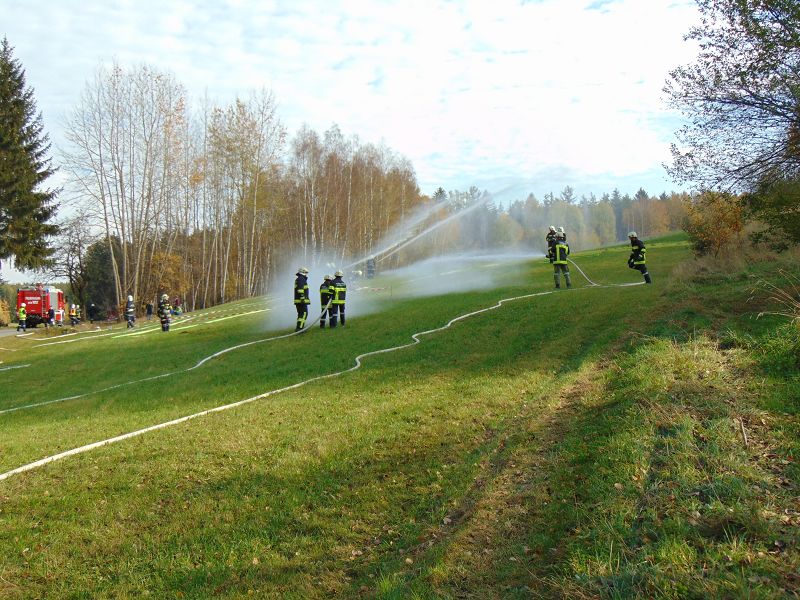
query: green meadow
[{"left": 0, "top": 235, "right": 798, "bottom": 598}]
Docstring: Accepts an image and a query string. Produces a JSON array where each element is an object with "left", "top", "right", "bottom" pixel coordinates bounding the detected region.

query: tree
[
  {"left": 744, "top": 176, "right": 800, "bottom": 249},
  {"left": 665, "top": 0, "right": 800, "bottom": 190},
  {"left": 0, "top": 37, "right": 58, "bottom": 270}
]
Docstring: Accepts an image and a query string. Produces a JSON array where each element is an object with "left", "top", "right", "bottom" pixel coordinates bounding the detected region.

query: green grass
[{"left": 0, "top": 235, "right": 798, "bottom": 598}]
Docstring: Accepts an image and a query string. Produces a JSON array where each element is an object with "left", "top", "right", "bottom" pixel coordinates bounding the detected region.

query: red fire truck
[{"left": 16, "top": 285, "right": 65, "bottom": 327}]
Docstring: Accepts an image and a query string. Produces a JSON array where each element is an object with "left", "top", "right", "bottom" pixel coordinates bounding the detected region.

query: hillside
[{"left": 0, "top": 235, "right": 798, "bottom": 599}]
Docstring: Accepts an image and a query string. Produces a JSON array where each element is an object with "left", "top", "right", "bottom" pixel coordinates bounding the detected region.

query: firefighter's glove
[{"left": 628, "top": 258, "right": 635, "bottom": 268}]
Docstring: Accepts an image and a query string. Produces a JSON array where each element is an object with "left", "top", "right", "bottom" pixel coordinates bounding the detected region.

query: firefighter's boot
[
  {"left": 554, "top": 272, "right": 560, "bottom": 289},
  {"left": 644, "top": 272, "right": 652, "bottom": 284},
  {"left": 565, "top": 273, "right": 572, "bottom": 288}
]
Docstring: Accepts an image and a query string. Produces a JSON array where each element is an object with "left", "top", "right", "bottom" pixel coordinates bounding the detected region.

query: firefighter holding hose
[
  {"left": 627, "top": 232, "right": 652, "bottom": 284},
  {"left": 319, "top": 274, "right": 334, "bottom": 329},
  {"left": 329, "top": 270, "right": 347, "bottom": 328},
  {"left": 294, "top": 267, "right": 310, "bottom": 331},
  {"left": 553, "top": 232, "right": 572, "bottom": 289}
]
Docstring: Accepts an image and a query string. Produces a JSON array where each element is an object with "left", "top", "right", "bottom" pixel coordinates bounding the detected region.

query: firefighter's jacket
[
  {"left": 294, "top": 274, "right": 310, "bottom": 304},
  {"left": 18, "top": 307, "right": 26, "bottom": 322},
  {"left": 125, "top": 300, "right": 135, "bottom": 317},
  {"left": 629, "top": 238, "right": 647, "bottom": 265},
  {"left": 320, "top": 280, "right": 334, "bottom": 308},
  {"left": 331, "top": 276, "right": 346, "bottom": 305},
  {"left": 553, "top": 240, "right": 570, "bottom": 265},
  {"left": 69, "top": 306, "right": 77, "bottom": 318},
  {"left": 157, "top": 301, "right": 172, "bottom": 322}
]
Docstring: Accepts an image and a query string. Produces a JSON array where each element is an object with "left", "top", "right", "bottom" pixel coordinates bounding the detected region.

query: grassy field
[{"left": 0, "top": 235, "right": 797, "bottom": 598}]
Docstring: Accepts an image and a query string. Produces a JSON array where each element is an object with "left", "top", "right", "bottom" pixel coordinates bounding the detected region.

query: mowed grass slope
[{"left": 1, "top": 236, "right": 798, "bottom": 599}]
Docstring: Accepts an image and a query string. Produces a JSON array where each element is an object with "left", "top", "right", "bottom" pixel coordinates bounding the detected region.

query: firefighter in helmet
[
  {"left": 157, "top": 293, "right": 172, "bottom": 332},
  {"left": 329, "top": 270, "right": 347, "bottom": 328},
  {"left": 125, "top": 295, "right": 136, "bottom": 328},
  {"left": 627, "top": 232, "right": 652, "bottom": 284},
  {"left": 553, "top": 232, "right": 572, "bottom": 289},
  {"left": 69, "top": 304, "right": 78, "bottom": 326},
  {"left": 294, "top": 267, "right": 310, "bottom": 331},
  {"left": 16, "top": 303, "right": 27, "bottom": 332},
  {"left": 319, "top": 274, "right": 334, "bottom": 329},
  {"left": 545, "top": 226, "right": 557, "bottom": 262}
]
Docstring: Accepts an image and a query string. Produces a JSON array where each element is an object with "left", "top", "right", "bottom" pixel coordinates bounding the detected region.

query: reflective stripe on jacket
[
  {"left": 331, "top": 277, "right": 346, "bottom": 304},
  {"left": 320, "top": 281, "right": 334, "bottom": 306},
  {"left": 553, "top": 241, "right": 569, "bottom": 265},
  {"left": 630, "top": 239, "right": 647, "bottom": 265},
  {"left": 294, "top": 274, "right": 310, "bottom": 304}
]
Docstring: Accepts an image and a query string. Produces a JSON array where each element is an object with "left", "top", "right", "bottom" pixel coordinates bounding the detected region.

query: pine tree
[{"left": 0, "top": 37, "right": 58, "bottom": 270}]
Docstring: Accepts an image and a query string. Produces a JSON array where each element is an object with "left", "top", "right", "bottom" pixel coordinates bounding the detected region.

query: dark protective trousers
[
  {"left": 633, "top": 264, "right": 652, "bottom": 284},
  {"left": 295, "top": 304, "right": 308, "bottom": 330},
  {"left": 329, "top": 304, "right": 345, "bottom": 328},
  {"left": 553, "top": 264, "right": 571, "bottom": 288}
]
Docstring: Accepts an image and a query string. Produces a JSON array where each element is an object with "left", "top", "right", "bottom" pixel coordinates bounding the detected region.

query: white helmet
[
  {"left": 548, "top": 225, "right": 556, "bottom": 232},
  {"left": 335, "top": 270, "right": 344, "bottom": 277},
  {"left": 557, "top": 227, "right": 565, "bottom": 234},
  {"left": 557, "top": 232, "right": 566, "bottom": 240},
  {"left": 324, "top": 274, "right": 333, "bottom": 280},
  {"left": 20, "top": 302, "right": 26, "bottom": 307},
  {"left": 128, "top": 295, "right": 133, "bottom": 302},
  {"left": 298, "top": 267, "right": 309, "bottom": 275},
  {"left": 161, "top": 293, "right": 168, "bottom": 301},
  {"left": 628, "top": 231, "right": 637, "bottom": 238}
]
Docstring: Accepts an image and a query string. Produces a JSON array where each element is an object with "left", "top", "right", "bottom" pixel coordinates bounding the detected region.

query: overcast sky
[{"left": 2, "top": 0, "right": 700, "bottom": 281}]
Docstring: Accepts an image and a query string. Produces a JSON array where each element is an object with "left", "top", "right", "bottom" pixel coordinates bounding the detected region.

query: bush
[
  {"left": 683, "top": 191, "right": 745, "bottom": 256},
  {"left": 0, "top": 298, "right": 10, "bottom": 327}
]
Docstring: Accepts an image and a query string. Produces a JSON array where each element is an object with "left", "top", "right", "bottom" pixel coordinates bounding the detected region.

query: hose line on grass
[{"left": 0, "top": 278, "right": 644, "bottom": 482}]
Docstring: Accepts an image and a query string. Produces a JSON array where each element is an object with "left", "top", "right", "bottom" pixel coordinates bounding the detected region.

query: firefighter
[
  {"left": 16, "top": 303, "right": 27, "bottom": 332},
  {"left": 125, "top": 295, "right": 136, "bottom": 328},
  {"left": 330, "top": 270, "right": 347, "bottom": 328},
  {"left": 76, "top": 305, "right": 82, "bottom": 322},
  {"left": 47, "top": 307, "right": 55, "bottom": 328},
  {"left": 294, "top": 267, "right": 310, "bottom": 331},
  {"left": 88, "top": 302, "right": 97, "bottom": 323},
  {"left": 553, "top": 232, "right": 572, "bottom": 289},
  {"left": 557, "top": 226, "right": 567, "bottom": 241},
  {"left": 545, "top": 225, "right": 557, "bottom": 262},
  {"left": 366, "top": 257, "right": 376, "bottom": 279},
  {"left": 69, "top": 304, "right": 78, "bottom": 326},
  {"left": 627, "top": 232, "right": 652, "bottom": 284},
  {"left": 319, "top": 274, "right": 334, "bottom": 329},
  {"left": 157, "top": 293, "right": 172, "bottom": 332}
]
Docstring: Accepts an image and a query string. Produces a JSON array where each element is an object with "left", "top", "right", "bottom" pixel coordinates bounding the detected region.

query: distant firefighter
[
  {"left": 294, "top": 267, "right": 310, "bottom": 331},
  {"left": 552, "top": 232, "right": 572, "bottom": 289},
  {"left": 16, "top": 303, "right": 27, "bottom": 332},
  {"left": 627, "top": 232, "right": 652, "bottom": 284},
  {"left": 545, "top": 225, "right": 557, "bottom": 262},
  {"left": 319, "top": 274, "right": 334, "bottom": 329},
  {"left": 125, "top": 295, "right": 136, "bottom": 328},
  {"left": 329, "top": 270, "right": 347, "bottom": 328},
  {"left": 157, "top": 294, "right": 172, "bottom": 332},
  {"left": 366, "top": 257, "right": 376, "bottom": 279}
]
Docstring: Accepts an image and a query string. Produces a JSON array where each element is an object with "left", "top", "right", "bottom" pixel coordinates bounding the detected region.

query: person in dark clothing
[
  {"left": 47, "top": 307, "right": 55, "bottom": 328},
  {"left": 319, "top": 274, "right": 334, "bottom": 329},
  {"left": 294, "top": 267, "right": 310, "bottom": 331},
  {"left": 146, "top": 302, "right": 154, "bottom": 321},
  {"left": 87, "top": 303, "right": 97, "bottom": 323},
  {"left": 545, "top": 225, "right": 557, "bottom": 263},
  {"left": 329, "top": 270, "right": 347, "bottom": 328},
  {"left": 125, "top": 295, "right": 136, "bottom": 328},
  {"left": 627, "top": 231, "right": 652, "bottom": 284},
  {"left": 552, "top": 232, "right": 572, "bottom": 289},
  {"left": 157, "top": 294, "right": 172, "bottom": 332}
]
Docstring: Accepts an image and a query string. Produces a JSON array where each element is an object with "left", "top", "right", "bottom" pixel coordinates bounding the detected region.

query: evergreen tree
[{"left": 0, "top": 37, "right": 58, "bottom": 270}]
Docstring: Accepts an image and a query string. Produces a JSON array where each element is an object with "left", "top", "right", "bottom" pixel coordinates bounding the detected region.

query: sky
[{"left": 1, "top": 0, "right": 701, "bottom": 281}]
